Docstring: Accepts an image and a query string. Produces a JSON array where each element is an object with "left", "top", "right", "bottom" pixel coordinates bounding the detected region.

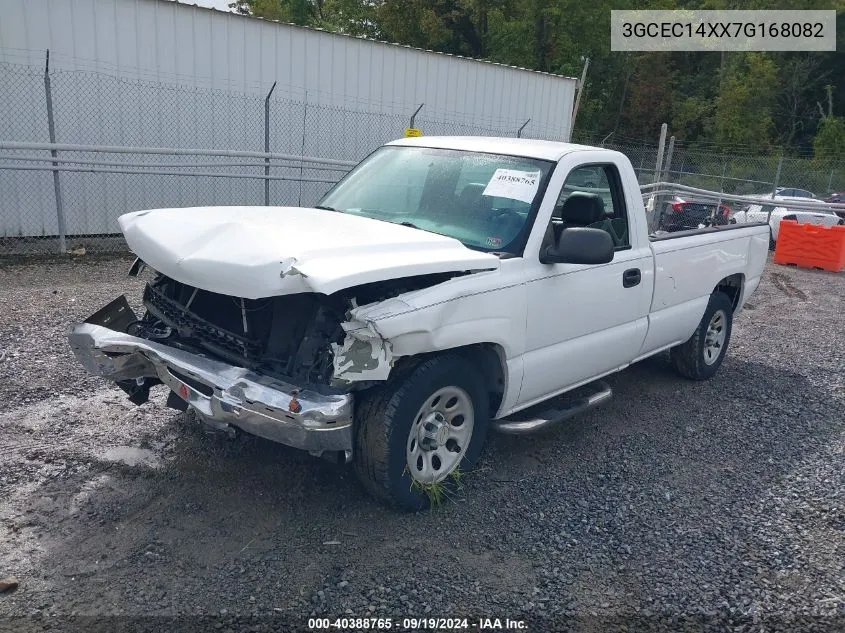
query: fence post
[
  {"left": 569, "top": 56, "right": 590, "bottom": 142},
  {"left": 297, "top": 92, "right": 308, "bottom": 207},
  {"left": 769, "top": 153, "right": 783, "bottom": 224},
  {"left": 827, "top": 167, "right": 834, "bottom": 194},
  {"left": 653, "top": 123, "right": 667, "bottom": 183},
  {"left": 771, "top": 153, "right": 783, "bottom": 197},
  {"left": 44, "top": 50, "right": 66, "bottom": 254},
  {"left": 652, "top": 123, "right": 668, "bottom": 231},
  {"left": 409, "top": 103, "right": 424, "bottom": 130},
  {"left": 661, "top": 135, "right": 675, "bottom": 183},
  {"left": 264, "top": 81, "right": 277, "bottom": 206},
  {"left": 716, "top": 157, "right": 727, "bottom": 218},
  {"left": 662, "top": 136, "right": 676, "bottom": 231}
]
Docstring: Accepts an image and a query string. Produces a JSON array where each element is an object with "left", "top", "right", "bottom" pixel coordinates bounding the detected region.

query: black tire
[
  {"left": 353, "top": 354, "right": 489, "bottom": 512},
  {"left": 769, "top": 229, "right": 776, "bottom": 251},
  {"left": 669, "top": 291, "right": 734, "bottom": 381}
]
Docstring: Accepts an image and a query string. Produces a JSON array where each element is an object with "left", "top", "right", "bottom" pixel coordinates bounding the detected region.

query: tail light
[{"left": 671, "top": 201, "right": 684, "bottom": 213}]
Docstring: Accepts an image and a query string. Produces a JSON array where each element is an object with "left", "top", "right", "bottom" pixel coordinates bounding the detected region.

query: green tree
[
  {"left": 377, "top": 1, "right": 494, "bottom": 57},
  {"left": 713, "top": 53, "right": 778, "bottom": 151},
  {"left": 230, "top": 0, "right": 379, "bottom": 34},
  {"left": 230, "top": 0, "right": 310, "bottom": 24},
  {"left": 228, "top": 0, "right": 845, "bottom": 152},
  {"left": 814, "top": 116, "right": 845, "bottom": 161},
  {"left": 618, "top": 54, "right": 674, "bottom": 142}
]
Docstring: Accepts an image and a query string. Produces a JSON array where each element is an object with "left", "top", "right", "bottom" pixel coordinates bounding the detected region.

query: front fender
[{"left": 331, "top": 273, "right": 524, "bottom": 390}]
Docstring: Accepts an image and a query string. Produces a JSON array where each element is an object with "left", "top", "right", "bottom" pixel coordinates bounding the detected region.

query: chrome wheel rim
[
  {"left": 703, "top": 309, "right": 727, "bottom": 365},
  {"left": 406, "top": 386, "right": 474, "bottom": 485}
]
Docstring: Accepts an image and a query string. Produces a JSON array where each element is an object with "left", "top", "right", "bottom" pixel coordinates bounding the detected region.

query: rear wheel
[
  {"left": 670, "top": 291, "right": 734, "bottom": 381},
  {"left": 353, "top": 355, "right": 489, "bottom": 512}
]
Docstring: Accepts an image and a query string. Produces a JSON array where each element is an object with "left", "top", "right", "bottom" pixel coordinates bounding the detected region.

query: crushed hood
[{"left": 118, "top": 206, "right": 500, "bottom": 299}]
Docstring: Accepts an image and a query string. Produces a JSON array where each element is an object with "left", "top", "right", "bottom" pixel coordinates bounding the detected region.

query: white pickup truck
[{"left": 69, "top": 137, "right": 770, "bottom": 511}]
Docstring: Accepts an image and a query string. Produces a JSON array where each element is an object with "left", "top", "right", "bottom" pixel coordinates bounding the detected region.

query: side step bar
[{"left": 492, "top": 380, "right": 613, "bottom": 435}]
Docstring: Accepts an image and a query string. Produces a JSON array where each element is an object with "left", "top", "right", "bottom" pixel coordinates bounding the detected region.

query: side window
[{"left": 550, "top": 163, "right": 630, "bottom": 249}]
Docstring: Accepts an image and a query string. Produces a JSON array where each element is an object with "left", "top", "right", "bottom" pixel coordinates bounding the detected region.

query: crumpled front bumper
[{"left": 68, "top": 321, "right": 354, "bottom": 455}]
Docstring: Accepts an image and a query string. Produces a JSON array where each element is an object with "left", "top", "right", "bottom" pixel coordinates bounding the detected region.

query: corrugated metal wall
[
  {"left": 1, "top": 0, "right": 576, "bottom": 131},
  {"left": 0, "top": 0, "right": 577, "bottom": 238}
]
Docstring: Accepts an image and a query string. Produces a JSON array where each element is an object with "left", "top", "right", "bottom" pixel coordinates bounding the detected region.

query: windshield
[{"left": 318, "top": 145, "right": 554, "bottom": 254}]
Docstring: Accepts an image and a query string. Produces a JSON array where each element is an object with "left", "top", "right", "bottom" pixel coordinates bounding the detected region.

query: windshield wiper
[
  {"left": 395, "top": 221, "right": 440, "bottom": 235},
  {"left": 315, "top": 205, "right": 339, "bottom": 212}
]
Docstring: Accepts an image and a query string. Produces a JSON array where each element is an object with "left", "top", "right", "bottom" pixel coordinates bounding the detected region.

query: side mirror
[{"left": 540, "top": 227, "right": 615, "bottom": 265}]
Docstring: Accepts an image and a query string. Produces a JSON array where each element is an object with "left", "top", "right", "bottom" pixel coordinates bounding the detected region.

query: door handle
[{"left": 622, "top": 268, "right": 641, "bottom": 288}]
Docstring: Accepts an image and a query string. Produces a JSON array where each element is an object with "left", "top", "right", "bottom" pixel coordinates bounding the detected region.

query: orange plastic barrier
[{"left": 773, "top": 220, "right": 845, "bottom": 272}]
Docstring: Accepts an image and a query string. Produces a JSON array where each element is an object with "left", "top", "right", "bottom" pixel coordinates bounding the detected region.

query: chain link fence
[
  {"left": 2, "top": 60, "right": 844, "bottom": 257},
  {"left": 574, "top": 131, "right": 845, "bottom": 198},
  {"left": 0, "top": 61, "right": 532, "bottom": 257},
  {"left": 573, "top": 130, "right": 845, "bottom": 234}
]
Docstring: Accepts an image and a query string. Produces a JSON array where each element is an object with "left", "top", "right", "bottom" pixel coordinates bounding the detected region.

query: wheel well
[
  {"left": 715, "top": 273, "right": 744, "bottom": 312},
  {"left": 389, "top": 343, "right": 506, "bottom": 415}
]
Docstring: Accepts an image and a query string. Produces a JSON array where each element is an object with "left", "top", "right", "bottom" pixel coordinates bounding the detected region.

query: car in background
[
  {"left": 661, "top": 195, "right": 731, "bottom": 232},
  {"left": 732, "top": 197, "right": 843, "bottom": 250},
  {"left": 775, "top": 187, "right": 816, "bottom": 199},
  {"left": 824, "top": 192, "right": 845, "bottom": 219}
]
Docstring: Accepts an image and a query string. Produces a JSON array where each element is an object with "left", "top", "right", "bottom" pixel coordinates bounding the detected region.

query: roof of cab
[{"left": 386, "top": 136, "right": 601, "bottom": 162}]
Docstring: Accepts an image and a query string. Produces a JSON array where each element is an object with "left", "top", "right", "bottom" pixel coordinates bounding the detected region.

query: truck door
[{"left": 517, "top": 158, "right": 652, "bottom": 408}]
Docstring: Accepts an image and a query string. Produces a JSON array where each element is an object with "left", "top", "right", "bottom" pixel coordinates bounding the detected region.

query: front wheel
[
  {"left": 353, "top": 355, "right": 489, "bottom": 511},
  {"left": 669, "top": 291, "right": 734, "bottom": 381}
]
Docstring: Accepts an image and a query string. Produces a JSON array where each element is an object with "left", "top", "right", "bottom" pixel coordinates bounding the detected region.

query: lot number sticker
[{"left": 482, "top": 169, "right": 541, "bottom": 204}]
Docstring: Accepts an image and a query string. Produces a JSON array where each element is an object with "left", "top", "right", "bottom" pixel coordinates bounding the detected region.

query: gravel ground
[{"left": 0, "top": 256, "right": 842, "bottom": 633}]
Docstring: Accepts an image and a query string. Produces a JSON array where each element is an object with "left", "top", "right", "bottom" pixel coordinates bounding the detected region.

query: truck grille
[{"left": 143, "top": 283, "right": 263, "bottom": 360}]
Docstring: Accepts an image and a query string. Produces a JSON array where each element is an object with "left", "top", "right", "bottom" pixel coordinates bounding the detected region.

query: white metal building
[{"left": 0, "top": 0, "right": 578, "bottom": 239}]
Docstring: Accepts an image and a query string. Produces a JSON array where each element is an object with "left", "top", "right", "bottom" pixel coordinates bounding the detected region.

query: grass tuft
[{"left": 407, "top": 466, "right": 465, "bottom": 510}]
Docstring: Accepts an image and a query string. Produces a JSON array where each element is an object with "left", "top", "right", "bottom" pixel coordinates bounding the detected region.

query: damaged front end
[
  {"left": 68, "top": 264, "right": 459, "bottom": 456},
  {"left": 68, "top": 274, "right": 358, "bottom": 458},
  {"left": 140, "top": 273, "right": 346, "bottom": 388},
  {"left": 134, "top": 270, "right": 455, "bottom": 389},
  {"left": 69, "top": 293, "right": 354, "bottom": 457}
]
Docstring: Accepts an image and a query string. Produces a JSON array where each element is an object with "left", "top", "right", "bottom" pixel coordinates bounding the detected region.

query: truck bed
[{"left": 639, "top": 222, "right": 770, "bottom": 357}]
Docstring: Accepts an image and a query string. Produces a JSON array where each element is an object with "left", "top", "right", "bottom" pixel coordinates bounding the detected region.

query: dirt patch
[{"left": 769, "top": 271, "right": 809, "bottom": 300}]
